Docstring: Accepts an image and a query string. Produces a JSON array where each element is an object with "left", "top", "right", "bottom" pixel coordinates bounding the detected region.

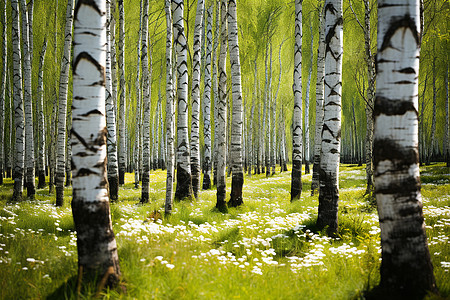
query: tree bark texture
[
  {"left": 105, "top": 0, "right": 119, "bottom": 202},
  {"left": 21, "top": 0, "right": 36, "bottom": 199},
  {"left": 216, "top": 0, "right": 228, "bottom": 211},
  {"left": 173, "top": 0, "right": 194, "bottom": 201},
  {"left": 190, "top": 0, "right": 204, "bottom": 199},
  {"left": 228, "top": 0, "right": 244, "bottom": 207},
  {"left": 373, "top": 0, "right": 437, "bottom": 297},
  {"left": 72, "top": 0, "right": 121, "bottom": 287},
  {"left": 12, "top": 0, "right": 25, "bottom": 201},
  {"left": 291, "top": 0, "right": 303, "bottom": 201},
  {"left": 317, "top": 0, "right": 343, "bottom": 236},
  {"left": 140, "top": 0, "right": 151, "bottom": 203},
  {"left": 311, "top": 7, "right": 325, "bottom": 196},
  {"left": 165, "top": 0, "right": 175, "bottom": 214},
  {"left": 55, "top": 0, "right": 74, "bottom": 206},
  {"left": 202, "top": 5, "right": 213, "bottom": 190},
  {"left": 37, "top": 39, "right": 48, "bottom": 189},
  {"left": 0, "top": 0, "right": 7, "bottom": 185},
  {"left": 118, "top": 0, "right": 127, "bottom": 184}
]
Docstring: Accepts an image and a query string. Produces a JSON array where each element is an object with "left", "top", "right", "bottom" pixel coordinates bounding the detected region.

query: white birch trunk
[
  {"left": 55, "top": 0, "right": 74, "bottom": 206},
  {"left": 317, "top": 0, "right": 343, "bottom": 236},
  {"left": 36, "top": 39, "right": 47, "bottom": 189},
  {"left": 0, "top": 0, "right": 7, "bottom": 185},
  {"left": 202, "top": 5, "right": 213, "bottom": 190},
  {"left": 228, "top": 0, "right": 244, "bottom": 207},
  {"left": 20, "top": 0, "right": 35, "bottom": 199},
  {"left": 141, "top": 0, "right": 151, "bottom": 203},
  {"left": 105, "top": 0, "right": 119, "bottom": 201},
  {"left": 173, "top": 0, "right": 193, "bottom": 201},
  {"left": 118, "top": 0, "right": 126, "bottom": 184},
  {"left": 445, "top": 67, "right": 449, "bottom": 166},
  {"left": 216, "top": 0, "right": 228, "bottom": 211},
  {"left": 374, "top": 0, "right": 437, "bottom": 296},
  {"left": 134, "top": 0, "right": 143, "bottom": 189},
  {"left": 291, "top": 0, "right": 303, "bottom": 201},
  {"left": 72, "top": 0, "right": 121, "bottom": 286},
  {"left": 12, "top": 0, "right": 25, "bottom": 201},
  {"left": 190, "top": 0, "right": 204, "bottom": 199},
  {"left": 165, "top": 0, "right": 175, "bottom": 214},
  {"left": 304, "top": 25, "right": 314, "bottom": 174},
  {"left": 212, "top": 1, "right": 220, "bottom": 186},
  {"left": 312, "top": 6, "right": 325, "bottom": 195}
]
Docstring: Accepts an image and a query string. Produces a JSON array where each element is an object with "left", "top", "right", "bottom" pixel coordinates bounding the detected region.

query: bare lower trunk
[
  {"left": 37, "top": 39, "right": 47, "bottom": 189},
  {"left": 118, "top": 0, "right": 127, "bottom": 185}
]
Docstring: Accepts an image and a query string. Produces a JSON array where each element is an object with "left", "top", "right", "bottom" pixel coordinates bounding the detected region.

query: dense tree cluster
[{"left": 0, "top": 0, "right": 447, "bottom": 296}]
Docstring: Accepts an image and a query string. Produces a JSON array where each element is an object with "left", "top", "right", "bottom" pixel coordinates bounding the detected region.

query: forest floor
[{"left": 0, "top": 163, "right": 449, "bottom": 299}]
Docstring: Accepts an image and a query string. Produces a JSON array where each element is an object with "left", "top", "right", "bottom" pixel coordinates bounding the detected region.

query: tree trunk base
[
  {"left": 119, "top": 170, "right": 125, "bottom": 185},
  {"left": 317, "top": 172, "right": 339, "bottom": 237},
  {"left": 202, "top": 173, "right": 211, "bottom": 190},
  {"left": 290, "top": 160, "right": 302, "bottom": 201},
  {"left": 26, "top": 181, "right": 35, "bottom": 200},
  {"left": 216, "top": 184, "right": 228, "bottom": 213},
  {"left": 0, "top": 168, "right": 3, "bottom": 185},
  {"left": 108, "top": 176, "right": 119, "bottom": 202},
  {"left": 141, "top": 172, "right": 150, "bottom": 203},
  {"left": 37, "top": 170, "right": 46, "bottom": 189},
  {"left": 12, "top": 178, "right": 23, "bottom": 202},
  {"left": 55, "top": 180, "right": 64, "bottom": 207},
  {"left": 174, "top": 164, "right": 193, "bottom": 201},
  {"left": 305, "top": 162, "right": 310, "bottom": 174},
  {"left": 191, "top": 164, "right": 200, "bottom": 199},
  {"left": 229, "top": 172, "right": 244, "bottom": 207},
  {"left": 6, "top": 167, "right": 12, "bottom": 178},
  {"left": 65, "top": 170, "right": 71, "bottom": 187}
]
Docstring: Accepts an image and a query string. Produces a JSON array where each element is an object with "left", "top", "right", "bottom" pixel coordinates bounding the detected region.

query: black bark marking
[
  {"left": 380, "top": 14, "right": 419, "bottom": 52},
  {"left": 397, "top": 67, "right": 415, "bottom": 74},
  {"left": 74, "top": 0, "right": 104, "bottom": 21},
  {"left": 373, "top": 96, "right": 417, "bottom": 117},
  {"left": 229, "top": 172, "right": 244, "bottom": 207},
  {"left": 77, "top": 168, "right": 98, "bottom": 177},
  {"left": 290, "top": 160, "right": 303, "bottom": 201},
  {"left": 174, "top": 163, "right": 193, "bottom": 201},
  {"left": 73, "top": 52, "right": 105, "bottom": 86},
  {"left": 80, "top": 109, "right": 103, "bottom": 117}
]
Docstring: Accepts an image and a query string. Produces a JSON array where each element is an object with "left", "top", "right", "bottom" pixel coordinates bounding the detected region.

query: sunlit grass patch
[{"left": 0, "top": 163, "right": 448, "bottom": 299}]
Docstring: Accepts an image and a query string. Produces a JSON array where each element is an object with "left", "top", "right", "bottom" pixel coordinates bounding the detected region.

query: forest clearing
[
  {"left": 0, "top": 164, "right": 449, "bottom": 299},
  {"left": 0, "top": 0, "right": 449, "bottom": 298}
]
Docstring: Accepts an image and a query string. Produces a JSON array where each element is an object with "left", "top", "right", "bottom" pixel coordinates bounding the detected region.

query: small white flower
[
  {"left": 26, "top": 258, "right": 36, "bottom": 263},
  {"left": 155, "top": 256, "right": 163, "bottom": 261},
  {"left": 166, "top": 264, "right": 175, "bottom": 269}
]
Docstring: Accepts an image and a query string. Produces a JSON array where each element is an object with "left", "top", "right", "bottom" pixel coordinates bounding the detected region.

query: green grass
[{"left": 0, "top": 163, "right": 449, "bottom": 299}]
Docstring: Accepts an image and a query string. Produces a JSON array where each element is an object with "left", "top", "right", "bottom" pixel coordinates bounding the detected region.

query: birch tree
[
  {"left": 173, "top": 0, "right": 194, "bottom": 201},
  {"left": 134, "top": 0, "right": 143, "bottom": 189},
  {"left": 311, "top": 6, "right": 325, "bottom": 196},
  {"left": 291, "top": 0, "right": 303, "bottom": 201},
  {"left": 373, "top": 0, "right": 437, "bottom": 297},
  {"left": 105, "top": 0, "right": 119, "bottom": 201},
  {"left": 11, "top": 0, "right": 25, "bottom": 201},
  {"left": 55, "top": 0, "right": 74, "bottom": 206},
  {"left": 36, "top": 39, "right": 48, "bottom": 189},
  {"left": 317, "top": 0, "right": 343, "bottom": 236},
  {"left": 118, "top": 0, "right": 127, "bottom": 184},
  {"left": 190, "top": 0, "right": 204, "bottom": 199},
  {"left": 304, "top": 24, "right": 314, "bottom": 174},
  {"left": 72, "top": 0, "right": 121, "bottom": 288},
  {"left": 202, "top": 5, "right": 213, "bottom": 190},
  {"left": 165, "top": 0, "right": 175, "bottom": 214},
  {"left": 228, "top": 0, "right": 244, "bottom": 207},
  {"left": 141, "top": 0, "right": 151, "bottom": 203},
  {"left": 216, "top": 0, "right": 228, "bottom": 211},
  {"left": 21, "top": 0, "right": 36, "bottom": 199},
  {"left": 0, "top": 0, "right": 7, "bottom": 185}
]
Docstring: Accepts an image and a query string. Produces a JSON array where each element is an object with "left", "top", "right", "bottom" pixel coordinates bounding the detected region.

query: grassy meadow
[{"left": 0, "top": 164, "right": 449, "bottom": 299}]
